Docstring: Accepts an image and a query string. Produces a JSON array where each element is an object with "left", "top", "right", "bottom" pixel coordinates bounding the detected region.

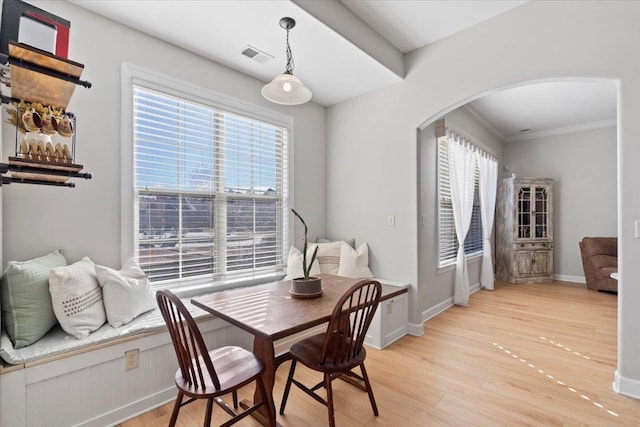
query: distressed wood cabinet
[{"left": 496, "top": 177, "right": 553, "bottom": 283}]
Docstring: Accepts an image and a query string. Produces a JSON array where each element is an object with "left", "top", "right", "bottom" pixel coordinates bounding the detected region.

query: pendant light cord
[{"left": 285, "top": 28, "right": 294, "bottom": 74}]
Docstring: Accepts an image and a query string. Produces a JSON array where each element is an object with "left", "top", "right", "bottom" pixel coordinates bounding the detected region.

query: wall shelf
[
  {"left": 1, "top": 41, "right": 92, "bottom": 187},
  {"left": 5, "top": 41, "right": 90, "bottom": 108}
]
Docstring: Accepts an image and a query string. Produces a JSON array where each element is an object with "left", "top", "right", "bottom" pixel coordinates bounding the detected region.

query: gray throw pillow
[
  {"left": 316, "top": 237, "right": 356, "bottom": 249},
  {"left": 0, "top": 249, "right": 66, "bottom": 348}
]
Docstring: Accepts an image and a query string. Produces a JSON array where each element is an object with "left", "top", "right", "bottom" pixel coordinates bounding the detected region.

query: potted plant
[{"left": 290, "top": 208, "right": 322, "bottom": 297}]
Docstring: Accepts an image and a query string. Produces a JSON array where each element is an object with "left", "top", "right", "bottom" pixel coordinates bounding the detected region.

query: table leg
[
  {"left": 238, "top": 335, "right": 280, "bottom": 426},
  {"left": 254, "top": 336, "right": 277, "bottom": 426}
]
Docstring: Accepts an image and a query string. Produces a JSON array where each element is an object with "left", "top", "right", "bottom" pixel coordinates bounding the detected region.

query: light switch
[
  {"left": 636, "top": 220, "right": 640, "bottom": 239},
  {"left": 387, "top": 215, "right": 395, "bottom": 226}
]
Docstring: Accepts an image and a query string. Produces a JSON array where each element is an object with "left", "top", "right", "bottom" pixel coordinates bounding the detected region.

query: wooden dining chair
[
  {"left": 279, "top": 279, "right": 382, "bottom": 427},
  {"left": 156, "top": 289, "right": 272, "bottom": 427}
]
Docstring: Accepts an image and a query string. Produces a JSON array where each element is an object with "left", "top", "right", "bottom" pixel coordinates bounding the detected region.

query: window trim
[{"left": 121, "top": 62, "right": 294, "bottom": 290}]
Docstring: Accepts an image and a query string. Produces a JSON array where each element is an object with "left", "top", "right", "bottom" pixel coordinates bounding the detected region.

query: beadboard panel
[{"left": 4, "top": 318, "right": 252, "bottom": 427}]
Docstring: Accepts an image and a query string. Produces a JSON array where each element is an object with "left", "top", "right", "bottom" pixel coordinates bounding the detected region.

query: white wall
[
  {"left": 418, "top": 107, "right": 503, "bottom": 318},
  {"left": 326, "top": 1, "right": 640, "bottom": 397},
  {"left": 1, "top": 1, "right": 327, "bottom": 269},
  {"left": 503, "top": 126, "right": 617, "bottom": 281}
]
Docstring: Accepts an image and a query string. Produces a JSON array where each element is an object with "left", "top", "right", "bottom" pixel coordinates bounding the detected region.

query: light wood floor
[{"left": 121, "top": 281, "right": 640, "bottom": 426}]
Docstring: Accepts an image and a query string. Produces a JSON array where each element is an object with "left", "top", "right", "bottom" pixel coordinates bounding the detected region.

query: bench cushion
[{"left": 0, "top": 297, "right": 211, "bottom": 365}]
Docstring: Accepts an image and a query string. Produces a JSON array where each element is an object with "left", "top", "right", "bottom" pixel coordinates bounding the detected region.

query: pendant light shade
[
  {"left": 262, "top": 17, "right": 312, "bottom": 105},
  {"left": 262, "top": 73, "right": 312, "bottom": 105}
]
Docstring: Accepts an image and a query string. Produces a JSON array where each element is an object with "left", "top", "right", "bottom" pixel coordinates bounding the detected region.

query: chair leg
[
  {"left": 324, "top": 372, "right": 335, "bottom": 427},
  {"left": 360, "top": 363, "right": 378, "bottom": 416},
  {"left": 232, "top": 390, "right": 238, "bottom": 409},
  {"left": 204, "top": 398, "right": 214, "bottom": 427},
  {"left": 279, "top": 359, "right": 297, "bottom": 415},
  {"left": 169, "top": 391, "right": 183, "bottom": 427}
]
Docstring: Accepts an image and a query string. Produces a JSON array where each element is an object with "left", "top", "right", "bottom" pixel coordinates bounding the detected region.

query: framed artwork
[{"left": 0, "top": 0, "right": 70, "bottom": 58}]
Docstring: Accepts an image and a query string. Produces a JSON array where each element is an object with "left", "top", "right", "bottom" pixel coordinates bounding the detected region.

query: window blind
[
  {"left": 437, "top": 137, "right": 483, "bottom": 266},
  {"left": 133, "top": 87, "right": 287, "bottom": 284}
]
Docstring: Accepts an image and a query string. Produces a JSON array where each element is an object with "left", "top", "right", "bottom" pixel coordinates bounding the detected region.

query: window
[
  {"left": 437, "top": 137, "right": 483, "bottom": 266},
  {"left": 127, "top": 77, "right": 289, "bottom": 287}
]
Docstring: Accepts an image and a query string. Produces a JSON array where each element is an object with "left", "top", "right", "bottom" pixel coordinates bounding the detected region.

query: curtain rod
[{"left": 435, "top": 118, "right": 499, "bottom": 161}]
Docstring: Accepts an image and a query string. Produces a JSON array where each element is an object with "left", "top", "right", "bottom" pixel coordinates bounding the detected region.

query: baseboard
[
  {"left": 79, "top": 387, "right": 176, "bottom": 427},
  {"left": 422, "top": 297, "right": 453, "bottom": 323},
  {"left": 407, "top": 322, "right": 424, "bottom": 336},
  {"left": 613, "top": 370, "right": 640, "bottom": 399},
  {"left": 554, "top": 274, "right": 586, "bottom": 284},
  {"left": 421, "top": 282, "right": 480, "bottom": 323}
]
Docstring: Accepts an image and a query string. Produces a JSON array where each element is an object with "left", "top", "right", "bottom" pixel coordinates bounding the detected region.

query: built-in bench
[
  {"left": 0, "top": 279, "right": 409, "bottom": 427},
  {"left": 0, "top": 295, "right": 254, "bottom": 427}
]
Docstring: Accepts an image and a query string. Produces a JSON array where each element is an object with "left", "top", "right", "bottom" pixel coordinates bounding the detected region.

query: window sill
[
  {"left": 437, "top": 252, "right": 483, "bottom": 274},
  {"left": 167, "top": 271, "right": 287, "bottom": 299}
]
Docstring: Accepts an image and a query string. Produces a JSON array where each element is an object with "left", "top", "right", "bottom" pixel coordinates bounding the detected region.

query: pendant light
[{"left": 262, "top": 17, "right": 312, "bottom": 105}]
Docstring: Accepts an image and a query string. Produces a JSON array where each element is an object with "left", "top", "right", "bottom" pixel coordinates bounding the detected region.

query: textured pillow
[
  {"left": 337, "top": 242, "right": 374, "bottom": 279},
  {"left": 95, "top": 259, "right": 155, "bottom": 328},
  {"left": 49, "top": 257, "right": 106, "bottom": 339},
  {"left": 317, "top": 237, "right": 356, "bottom": 249},
  {"left": 315, "top": 241, "right": 342, "bottom": 275},
  {"left": 0, "top": 249, "right": 66, "bottom": 348},
  {"left": 284, "top": 245, "right": 321, "bottom": 279}
]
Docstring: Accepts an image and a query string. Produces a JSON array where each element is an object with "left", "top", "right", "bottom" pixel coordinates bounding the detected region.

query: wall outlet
[{"left": 125, "top": 349, "right": 139, "bottom": 370}]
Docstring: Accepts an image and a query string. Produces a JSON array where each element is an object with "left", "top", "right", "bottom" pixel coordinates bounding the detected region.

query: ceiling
[
  {"left": 466, "top": 80, "right": 617, "bottom": 142},
  {"left": 341, "top": 0, "right": 527, "bottom": 53},
  {"left": 70, "top": 0, "right": 617, "bottom": 139}
]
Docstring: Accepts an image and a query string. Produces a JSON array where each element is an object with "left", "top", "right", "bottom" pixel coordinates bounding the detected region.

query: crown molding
[
  {"left": 462, "top": 104, "right": 506, "bottom": 142},
  {"left": 505, "top": 118, "right": 617, "bottom": 142}
]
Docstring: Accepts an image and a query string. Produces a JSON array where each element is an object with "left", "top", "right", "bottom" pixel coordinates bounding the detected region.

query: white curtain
[
  {"left": 447, "top": 134, "right": 477, "bottom": 306},
  {"left": 478, "top": 154, "right": 498, "bottom": 290}
]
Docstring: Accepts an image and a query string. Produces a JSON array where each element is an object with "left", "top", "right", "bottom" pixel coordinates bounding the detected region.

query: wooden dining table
[{"left": 191, "top": 273, "right": 408, "bottom": 426}]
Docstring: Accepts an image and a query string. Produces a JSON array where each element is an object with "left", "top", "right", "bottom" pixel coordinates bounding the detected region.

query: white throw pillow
[
  {"left": 95, "top": 259, "right": 156, "bottom": 328},
  {"left": 315, "top": 241, "right": 342, "bottom": 275},
  {"left": 49, "top": 257, "right": 106, "bottom": 339},
  {"left": 337, "top": 242, "right": 374, "bottom": 279},
  {"left": 285, "top": 245, "right": 321, "bottom": 279}
]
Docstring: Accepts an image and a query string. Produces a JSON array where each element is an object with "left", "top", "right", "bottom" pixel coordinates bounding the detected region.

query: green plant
[{"left": 292, "top": 208, "right": 318, "bottom": 280}]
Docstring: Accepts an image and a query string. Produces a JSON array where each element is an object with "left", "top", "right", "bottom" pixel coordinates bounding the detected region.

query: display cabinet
[{"left": 496, "top": 177, "right": 554, "bottom": 283}]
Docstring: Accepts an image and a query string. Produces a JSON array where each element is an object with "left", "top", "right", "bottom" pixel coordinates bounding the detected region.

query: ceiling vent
[{"left": 241, "top": 45, "right": 274, "bottom": 64}]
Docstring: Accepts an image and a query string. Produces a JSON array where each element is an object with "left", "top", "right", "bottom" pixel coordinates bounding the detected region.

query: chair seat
[
  {"left": 175, "top": 345, "right": 264, "bottom": 398},
  {"left": 290, "top": 333, "right": 367, "bottom": 373}
]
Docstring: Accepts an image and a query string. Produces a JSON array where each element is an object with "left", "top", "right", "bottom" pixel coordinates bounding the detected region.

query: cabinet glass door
[
  {"left": 517, "top": 187, "right": 531, "bottom": 238},
  {"left": 517, "top": 184, "right": 549, "bottom": 240},
  {"left": 534, "top": 186, "right": 548, "bottom": 238}
]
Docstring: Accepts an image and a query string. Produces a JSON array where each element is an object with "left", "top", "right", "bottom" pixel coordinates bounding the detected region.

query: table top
[{"left": 191, "top": 274, "right": 407, "bottom": 342}]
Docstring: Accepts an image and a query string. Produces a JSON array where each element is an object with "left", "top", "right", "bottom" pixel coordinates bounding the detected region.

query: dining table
[{"left": 191, "top": 273, "right": 408, "bottom": 426}]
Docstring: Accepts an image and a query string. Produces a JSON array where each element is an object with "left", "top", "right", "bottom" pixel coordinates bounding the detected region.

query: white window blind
[
  {"left": 437, "top": 137, "right": 483, "bottom": 266},
  {"left": 133, "top": 87, "right": 287, "bottom": 284}
]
